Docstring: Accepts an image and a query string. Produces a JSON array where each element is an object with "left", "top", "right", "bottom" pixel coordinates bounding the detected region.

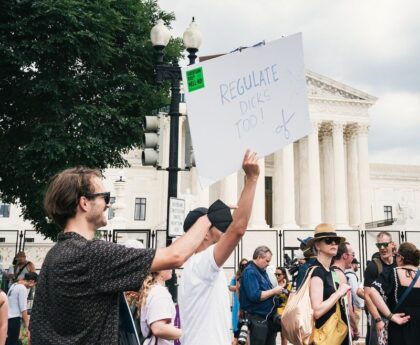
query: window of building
[
  {"left": 0, "top": 201, "right": 10, "bottom": 218},
  {"left": 134, "top": 198, "right": 146, "bottom": 221},
  {"left": 108, "top": 197, "right": 116, "bottom": 220},
  {"left": 384, "top": 205, "right": 393, "bottom": 220}
]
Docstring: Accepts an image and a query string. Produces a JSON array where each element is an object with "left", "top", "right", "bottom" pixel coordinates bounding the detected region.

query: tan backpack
[{"left": 281, "top": 266, "right": 317, "bottom": 345}]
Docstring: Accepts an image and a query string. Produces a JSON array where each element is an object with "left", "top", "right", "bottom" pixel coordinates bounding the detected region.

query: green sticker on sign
[{"left": 186, "top": 67, "right": 205, "bottom": 92}]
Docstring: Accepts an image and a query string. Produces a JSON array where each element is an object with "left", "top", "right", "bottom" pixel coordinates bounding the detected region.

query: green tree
[{"left": 0, "top": 0, "right": 183, "bottom": 239}]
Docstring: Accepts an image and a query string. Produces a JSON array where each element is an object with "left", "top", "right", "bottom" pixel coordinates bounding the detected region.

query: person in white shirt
[
  {"left": 139, "top": 270, "right": 180, "bottom": 345},
  {"left": 0, "top": 288, "right": 8, "bottom": 345},
  {"left": 179, "top": 150, "right": 260, "bottom": 345},
  {"left": 345, "top": 258, "right": 365, "bottom": 333},
  {"left": 6, "top": 272, "right": 38, "bottom": 345}
]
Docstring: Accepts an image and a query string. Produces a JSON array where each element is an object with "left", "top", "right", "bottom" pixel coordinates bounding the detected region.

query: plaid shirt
[{"left": 30, "top": 232, "right": 155, "bottom": 345}]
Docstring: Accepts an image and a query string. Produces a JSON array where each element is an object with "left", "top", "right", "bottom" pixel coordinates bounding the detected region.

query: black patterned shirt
[{"left": 30, "top": 232, "right": 155, "bottom": 345}]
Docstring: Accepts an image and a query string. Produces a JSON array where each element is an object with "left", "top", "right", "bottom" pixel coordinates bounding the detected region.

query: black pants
[
  {"left": 6, "top": 317, "right": 21, "bottom": 345},
  {"left": 248, "top": 313, "right": 277, "bottom": 345}
]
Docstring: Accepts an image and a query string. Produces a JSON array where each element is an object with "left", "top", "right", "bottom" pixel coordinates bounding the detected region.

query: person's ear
[{"left": 79, "top": 196, "right": 90, "bottom": 212}]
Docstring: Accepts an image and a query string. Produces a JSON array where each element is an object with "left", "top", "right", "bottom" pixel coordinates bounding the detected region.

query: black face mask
[{"left": 207, "top": 199, "right": 233, "bottom": 233}]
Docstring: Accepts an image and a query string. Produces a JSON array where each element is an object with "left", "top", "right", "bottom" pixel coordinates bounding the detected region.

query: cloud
[{"left": 158, "top": 0, "right": 420, "bottom": 166}]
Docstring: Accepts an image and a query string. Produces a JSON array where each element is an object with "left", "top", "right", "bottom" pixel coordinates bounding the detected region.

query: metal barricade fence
[{"left": 2, "top": 228, "right": 420, "bottom": 274}]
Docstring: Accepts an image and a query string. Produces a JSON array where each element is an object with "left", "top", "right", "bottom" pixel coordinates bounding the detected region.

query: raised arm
[
  {"left": 213, "top": 150, "right": 259, "bottom": 267},
  {"left": 151, "top": 215, "right": 211, "bottom": 271}
]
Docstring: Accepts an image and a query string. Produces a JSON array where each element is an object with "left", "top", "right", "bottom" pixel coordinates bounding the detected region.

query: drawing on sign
[{"left": 275, "top": 109, "right": 295, "bottom": 139}]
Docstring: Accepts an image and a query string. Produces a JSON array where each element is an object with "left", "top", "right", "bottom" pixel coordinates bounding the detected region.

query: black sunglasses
[
  {"left": 85, "top": 192, "right": 111, "bottom": 205},
  {"left": 322, "top": 237, "right": 340, "bottom": 245},
  {"left": 275, "top": 273, "right": 284, "bottom": 277},
  {"left": 375, "top": 242, "right": 391, "bottom": 249}
]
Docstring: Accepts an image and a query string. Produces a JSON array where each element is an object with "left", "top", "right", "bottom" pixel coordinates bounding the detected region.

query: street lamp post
[{"left": 150, "top": 18, "right": 202, "bottom": 301}]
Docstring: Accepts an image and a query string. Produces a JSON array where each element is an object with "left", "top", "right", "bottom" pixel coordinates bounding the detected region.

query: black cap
[{"left": 183, "top": 207, "right": 208, "bottom": 232}]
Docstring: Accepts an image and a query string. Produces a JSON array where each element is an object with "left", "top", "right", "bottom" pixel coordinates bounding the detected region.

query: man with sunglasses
[
  {"left": 30, "top": 167, "right": 213, "bottom": 345},
  {"left": 363, "top": 231, "right": 396, "bottom": 345},
  {"left": 331, "top": 242, "right": 359, "bottom": 340}
]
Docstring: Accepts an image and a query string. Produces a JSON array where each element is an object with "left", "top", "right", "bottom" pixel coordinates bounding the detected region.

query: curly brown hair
[
  {"left": 398, "top": 242, "right": 420, "bottom": 266},
  {"left": 137, "top": 272, "right": 160, "bottom": 309}
]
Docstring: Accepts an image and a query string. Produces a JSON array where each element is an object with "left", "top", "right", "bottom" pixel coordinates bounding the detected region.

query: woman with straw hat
[{"left": 308, "top": 223, "right": 352, "bottom": 345}]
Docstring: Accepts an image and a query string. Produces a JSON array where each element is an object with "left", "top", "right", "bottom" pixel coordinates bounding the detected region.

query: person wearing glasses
[
  {"left": 363, "top": 231, "right": 396, "bottom": 345},
  {"left": 308, "top": 223, "right": 351, "bottom": 345},
  {"left": 29, "top": 167, "right": 213, "bottom": 345},
  {"left": 331, "top": 242, "right": 359, "bottom": 340},
  {"left": 369, "top": 242, "right": 420, "bottom": 345},
  {"left": 239, "top": 246, "right": 284, "bottom": 345},
  {"left": 229, "top": 258, "right": 248, "bottom": 345},
  {"left": 275, "top": 267, "right": 291, "bottom": 345}
]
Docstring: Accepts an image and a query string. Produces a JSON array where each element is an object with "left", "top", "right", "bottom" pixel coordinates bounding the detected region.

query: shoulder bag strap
[
  {"left": 297, "top": 265, "right": 319, "bottom": 292},
  {"left": 393, "top": 269, "right": 420, "bottom": 312},
  {"left": 7, "top": 283, "right": 16, "bottom": 297}
]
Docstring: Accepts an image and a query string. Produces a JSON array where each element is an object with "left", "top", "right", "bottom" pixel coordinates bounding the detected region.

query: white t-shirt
[
  {"left": 7, "top": 283, "right": 28, "bottom": 318},
  {"left": 178, "top": 245, "right": 231, "bottom": 345},
  {"left": 345, "top": 269, "right": 365, "bottom": 309},
  {"left": 140, "top": 284, "right": 177, "bottom": 345}
]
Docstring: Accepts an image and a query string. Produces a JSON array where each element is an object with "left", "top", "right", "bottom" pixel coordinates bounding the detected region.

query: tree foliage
[{"left": 0, "top": 0, "right": 183, "bottom": 239}]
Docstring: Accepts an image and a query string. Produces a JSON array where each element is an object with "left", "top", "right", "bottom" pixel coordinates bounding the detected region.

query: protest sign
[{"left": 182, "top": 33, "right": 312, "bottom": 188}]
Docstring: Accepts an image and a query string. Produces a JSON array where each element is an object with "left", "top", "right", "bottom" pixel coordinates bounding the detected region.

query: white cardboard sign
[{"left": 182, "top": 33, "right": 312, "bottom": 188}]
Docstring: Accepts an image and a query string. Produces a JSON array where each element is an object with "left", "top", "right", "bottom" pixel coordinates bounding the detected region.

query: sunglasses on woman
[
  {"left": 275, "top": 273, "right": 284, "bottom": 277},
  {"left": 322, "top": 237, "right": 340, "bottom": 245}
]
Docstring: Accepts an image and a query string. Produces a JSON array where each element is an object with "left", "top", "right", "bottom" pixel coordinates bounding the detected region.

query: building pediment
[{"left": 306, "top": 69, "right": 377, "bottom": 104}]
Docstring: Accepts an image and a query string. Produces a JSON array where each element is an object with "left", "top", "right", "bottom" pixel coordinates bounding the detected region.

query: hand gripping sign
[{"left": 182, "top": 33, "right": 313, "bottom": 188}]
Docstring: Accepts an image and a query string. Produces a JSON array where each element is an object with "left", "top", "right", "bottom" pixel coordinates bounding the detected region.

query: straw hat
[{"left": 307, "top": 223, "right": 346, "bottom": 248}]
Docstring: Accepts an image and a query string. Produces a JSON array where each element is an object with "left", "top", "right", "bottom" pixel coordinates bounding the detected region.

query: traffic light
[{"left": 141, "top": 115, "right": 163, "bottom": 167}]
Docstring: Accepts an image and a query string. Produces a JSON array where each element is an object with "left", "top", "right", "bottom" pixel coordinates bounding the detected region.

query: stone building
[{"left": 1, "top": 70, "right": 420, "bottom": 271}]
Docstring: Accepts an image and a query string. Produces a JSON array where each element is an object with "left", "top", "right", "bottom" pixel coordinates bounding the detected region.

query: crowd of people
[
  {"left": 0, "top": 149, "right": 419, "bottom": 345},
  {"left": 226, "top": 227, "right": 419, "bottom": 345}
]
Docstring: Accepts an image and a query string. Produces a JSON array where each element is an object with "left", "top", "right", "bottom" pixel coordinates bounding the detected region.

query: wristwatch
[{"left": 374, "top": 317, "right": 382, "bottom": 323}]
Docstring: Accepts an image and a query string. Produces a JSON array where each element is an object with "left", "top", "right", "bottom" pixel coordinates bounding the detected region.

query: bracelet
[
  {"left": 374, "top": 317, "right": 382, "bottom": 323},
  {"left": 386, "top": 312, "right": 394, "bottom": 321}
]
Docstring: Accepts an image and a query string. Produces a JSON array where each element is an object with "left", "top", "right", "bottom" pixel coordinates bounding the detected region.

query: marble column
[
  {"left": 272, "top": 145, "right": 298, "bottom": 229},
  {"left": 357, "top": 123, "right": 371, "bottom": 229},
  {"left": 298, "top": 137, "right": 309, "bottom": 227},
  {"left": 307, "top": 121, "right": 322, "bottom": 228},
  {"left": 249, "top": 158, "right": 268, "bottom": 229},
  {"left": 320, "top": 123, "right": 335, "bottom": 224},
  {"left": 332, "top": 121, "right": 349, "bottom": 228},
  {"left": 190, "top": 167, "right": 209, "bottom": 208},
  {"left": 346, "top": 125, "right": 361, "bottom": 228},
  {"left": 220, "top": 172, "right": 238, "bottom": 206}
]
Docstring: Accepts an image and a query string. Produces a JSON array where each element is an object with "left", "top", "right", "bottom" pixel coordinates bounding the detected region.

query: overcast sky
[{"left": 158, "top": 0, "right": 420, "bottom": 166}]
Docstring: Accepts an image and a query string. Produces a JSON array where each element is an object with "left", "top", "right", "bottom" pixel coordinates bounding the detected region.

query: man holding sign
[{"left": 178, "top": 150, "right": 259, "bottom": 345}]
